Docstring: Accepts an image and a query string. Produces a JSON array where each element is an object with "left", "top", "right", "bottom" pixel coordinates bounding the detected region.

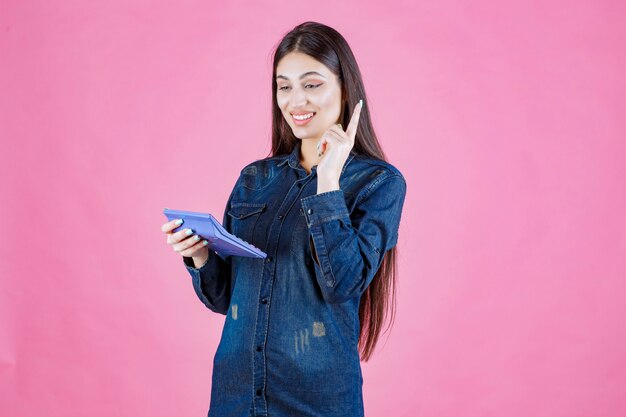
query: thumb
[{"left": 317, "top": 137, "right": 328, "bottom": 156}]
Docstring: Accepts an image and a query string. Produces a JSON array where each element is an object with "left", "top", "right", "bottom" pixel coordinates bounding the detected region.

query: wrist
[
  {"left": 317, "top": 179, "right": 340, "bottom": 194},
  {"left": 192, "top": 252, "right": 209, "bottom": 268}
]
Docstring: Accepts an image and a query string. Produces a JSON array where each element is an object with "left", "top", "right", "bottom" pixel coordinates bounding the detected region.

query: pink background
[{"left": 1, "top": 1, "right": 625, "bottom": 416}]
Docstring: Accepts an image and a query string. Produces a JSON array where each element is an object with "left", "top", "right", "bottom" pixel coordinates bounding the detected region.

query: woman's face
[{"left": 276, "top": 52, "right": 342, "bottom": 141}]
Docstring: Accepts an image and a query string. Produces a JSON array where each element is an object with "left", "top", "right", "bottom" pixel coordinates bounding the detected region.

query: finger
[
  {"left": 326, "top": 125, "right": 347, "bottom": 142},
  {"left": 168, "top": 227, "right": 195, "bottom": 244},
  {"left": 317, "top": 137, "right": 326, "bottom": 156},
  {"left": 162, "top": 219, "right": 183, "bottom": 234},
  {"left": 318, "top": 129, "right": 343, "bottom": 156},
  {"left": 185, "top": 236, "right": 208, "bottom": 252},
  {"left": 173, "top": 231, "right": 201, "bottom": 250},
  {"left": 318, "top": 124, "right": 344, "bottom": 150},
  {"left": 345, "top": 100, "right": 363, "bottom": 142},
  {"left": 179, "top": 238, "right": 209, "bottom": 257},
  {"left": 317, "top": 134, "right": 331, "bottom": 154},
  {"left": 319, "top": 130, "right": 344, "bottom": 156},
  {"left": 177, "top": 228, "right": 197, "bottom": 242},
  {"left": 178, "top": 234, "right": 203, "bottom": 251}
]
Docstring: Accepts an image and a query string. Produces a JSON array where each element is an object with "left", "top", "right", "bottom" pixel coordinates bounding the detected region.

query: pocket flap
[{"left": 227, "top": 203, "right": 267, "bottom": 220}]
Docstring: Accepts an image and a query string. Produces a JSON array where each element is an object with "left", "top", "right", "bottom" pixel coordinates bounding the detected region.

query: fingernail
[
  {"left": 203, "top": 240, "right": 208, "bottom": 245},
  {"left": 338, "top": 123, "right": 343, "bottom": 130},
  {"left": 359, "top": 99, "right": 363, "bottom": 107},
  {"left": 185, "top": 229, "right": 193, "bottom": 235},
  {"left": 175, "top": 219, "right": 183, "bottom": 225}
]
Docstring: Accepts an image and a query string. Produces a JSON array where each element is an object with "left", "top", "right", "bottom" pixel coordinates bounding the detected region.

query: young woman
[{"left": 161, "top": 21, "right": 407, "bottom": 417}]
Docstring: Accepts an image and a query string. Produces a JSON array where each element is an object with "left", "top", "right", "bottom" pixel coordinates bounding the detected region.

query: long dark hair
[{"left": 268, "top": 21, "right": 399, "bottom": 362}]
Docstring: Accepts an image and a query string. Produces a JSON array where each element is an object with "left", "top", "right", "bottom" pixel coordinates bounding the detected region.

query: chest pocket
[{"left": 227, "top": 202, "right": 267, "bottom": 245}]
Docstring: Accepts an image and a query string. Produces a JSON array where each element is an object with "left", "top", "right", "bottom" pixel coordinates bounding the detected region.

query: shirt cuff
[
  {"left": 183, "top": 255, "right": 209, "bottom": 272},
  {"left": 300, "top": 189, "right": 351, "bottom": 227}
]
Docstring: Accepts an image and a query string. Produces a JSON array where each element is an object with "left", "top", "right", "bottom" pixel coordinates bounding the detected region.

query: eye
[{"left": 278, "top": 83, "right": 322, "bottom": 91}]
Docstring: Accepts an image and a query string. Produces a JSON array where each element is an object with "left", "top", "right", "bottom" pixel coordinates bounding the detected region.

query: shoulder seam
[
  {"left": 356, "top": 172, "right": 405, "bottom": 205},
  {"left": 240, "top": 155, "right": 287, "bottom": 172}
]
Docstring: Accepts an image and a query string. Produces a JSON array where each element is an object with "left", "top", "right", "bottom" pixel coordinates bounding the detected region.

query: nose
[{"left": 289, "top": 87, "right": 307, "bottom": 109}]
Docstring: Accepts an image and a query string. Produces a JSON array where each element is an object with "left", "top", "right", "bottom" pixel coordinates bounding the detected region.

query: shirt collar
[{"left": 277, "top": 140, "right": 356, "bottom": 174}]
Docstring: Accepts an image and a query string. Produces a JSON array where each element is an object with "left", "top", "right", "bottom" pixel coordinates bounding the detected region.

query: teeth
[{"left": 293, "top": 113, "right": 314, "bottom": 120}]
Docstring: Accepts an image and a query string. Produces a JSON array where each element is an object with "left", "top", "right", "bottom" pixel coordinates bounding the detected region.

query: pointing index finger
[{"left": 345, "top": 99, "right": 363, "bottom": 141}]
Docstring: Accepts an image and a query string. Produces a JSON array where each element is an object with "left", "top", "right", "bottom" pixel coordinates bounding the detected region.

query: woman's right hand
[{"left": 161, "top": 219, "right": 209, "bottom": 266}]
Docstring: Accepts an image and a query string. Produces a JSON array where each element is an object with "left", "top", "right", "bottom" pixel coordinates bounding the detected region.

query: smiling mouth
[{"left": 292, "top": 112, "right": 316, "bottom": 125}]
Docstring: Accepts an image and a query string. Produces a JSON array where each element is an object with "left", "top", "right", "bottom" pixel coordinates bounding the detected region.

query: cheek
[
  {"left": 315, "top": 94, "right": 341, "bottom": 119},
  {"left": 276, "top": 95, "right": 288, "bottom": 110},
  {"left": 315, "top": 89, "right": 341, "bottom": 111}
]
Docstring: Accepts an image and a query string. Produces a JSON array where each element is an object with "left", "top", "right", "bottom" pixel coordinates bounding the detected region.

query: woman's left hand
[{"left": 316, "top": 100, "right": 363, "bottom": 193}]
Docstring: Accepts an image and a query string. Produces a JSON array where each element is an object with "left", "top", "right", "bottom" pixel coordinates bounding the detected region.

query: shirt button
[
  {"left": 278, "top": 215, "right": 283, "bottom": 219},
  {"left": 261, "top": 298, "right": 268, "bottom": 304},
  {"left": 256, "top": 346, "right": 262, "bottom": 352},
  {"left": 265, "top": 257, "right": 273, "bottom": 263},
  {"left": 256, "top": 389, "right": 262, "bottom": 396},
  {"left": 307, "top": 209, "right": 312, "bottom": 214}
]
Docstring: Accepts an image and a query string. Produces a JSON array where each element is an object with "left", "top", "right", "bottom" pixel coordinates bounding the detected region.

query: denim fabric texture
[{"left": 183, "top": 140, "right": 407, "bottom": 417}]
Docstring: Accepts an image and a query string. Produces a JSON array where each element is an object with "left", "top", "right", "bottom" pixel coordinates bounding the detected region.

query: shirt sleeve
[
  {"left": 300, "top": 173, "right": 407, "bottom": 304},
  {"left": 181, "top": 177, "right": 239, "bottom": 315}
]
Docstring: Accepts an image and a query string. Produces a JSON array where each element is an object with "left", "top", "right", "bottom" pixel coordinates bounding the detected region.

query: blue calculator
[{"left": 164, "top": 208, "right": 267, "bottom": 260}]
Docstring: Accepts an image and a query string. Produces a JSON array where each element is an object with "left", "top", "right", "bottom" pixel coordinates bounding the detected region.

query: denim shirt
[{"left": 182, "top": 140, "right": 407, "bottom": 417}]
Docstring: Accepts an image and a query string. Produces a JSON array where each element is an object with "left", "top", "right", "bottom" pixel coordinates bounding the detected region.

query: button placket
[{"left": 252, "top": 175, "right": 312, "bottom": 413}]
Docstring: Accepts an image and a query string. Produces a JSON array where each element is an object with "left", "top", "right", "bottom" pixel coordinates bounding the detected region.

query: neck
[{"left": 298, "top": 138, "right": 323, "bottom": 173}]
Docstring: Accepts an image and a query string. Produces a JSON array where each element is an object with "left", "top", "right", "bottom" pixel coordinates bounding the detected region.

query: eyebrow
[{"left": 275, "top": 71, "right": 327, "bottom": 81}]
